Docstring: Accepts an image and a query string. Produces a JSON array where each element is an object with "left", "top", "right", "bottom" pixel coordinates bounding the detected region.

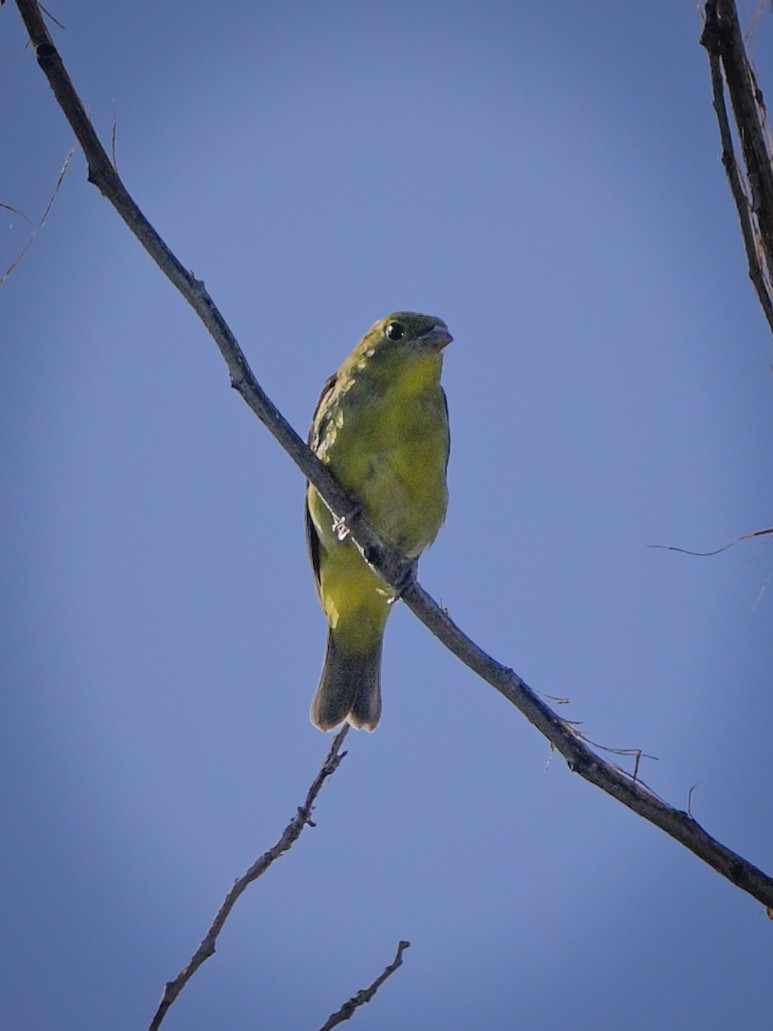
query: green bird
[{"left": 305, "top": 311, "right": 452, "bottom": 731}]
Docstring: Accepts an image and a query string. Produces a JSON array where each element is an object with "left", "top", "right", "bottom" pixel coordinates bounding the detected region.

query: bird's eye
[{"left": 386, "top": 321, "right": 405, "bottom": 341}]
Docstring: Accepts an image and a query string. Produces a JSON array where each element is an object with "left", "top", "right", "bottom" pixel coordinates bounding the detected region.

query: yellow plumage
[{"left": 305, "top": 311, "right": 452, "bottom": 730}]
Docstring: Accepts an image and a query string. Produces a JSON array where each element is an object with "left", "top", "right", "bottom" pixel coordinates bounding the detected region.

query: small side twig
[
  {"left": 147, "top": 725, "right": 349, "bottom": 1031},
  {"left": 648, "top": 525, "right": 773, "bottom": 557},
  {"left": 317, "top": 941, "right": 411, "bottom": 1031},
  {"left": 0, "top": 147, "right": 74, "bottom": 287}
]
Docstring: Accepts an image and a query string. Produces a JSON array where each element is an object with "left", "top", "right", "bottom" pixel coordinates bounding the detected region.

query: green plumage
[{"left": 305, "top": 312, "right": 452, "bottom": 731}]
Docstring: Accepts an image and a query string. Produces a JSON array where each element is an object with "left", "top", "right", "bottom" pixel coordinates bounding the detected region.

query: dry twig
[
  {"left": 700, "top": 0, "right": 773, "bottom": 331},
  {"left": 648, "top": 525, "right": 773, "bottom": 557},
  {"left": 147, "top": 726, "right": 349, "bottom": 1031},
  {"left": 317, "top": 941, "right": 411, "bottom": 1031},
  {"left": 0, "top": 148, "right": 74, "bottom": 287}
]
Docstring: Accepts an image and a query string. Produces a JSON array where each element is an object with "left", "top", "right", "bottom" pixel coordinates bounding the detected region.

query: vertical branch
[{"left": 701, "top": 0, "right": 773, "bottom": 334}]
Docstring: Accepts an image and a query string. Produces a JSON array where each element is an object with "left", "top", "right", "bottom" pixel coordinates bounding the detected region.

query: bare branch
[
  {"left": 317, "top": 941, "right": 411, "bottom": 1031},
  {"left": 147, "top": 726, "right": 349, "bottom": 1031},
  {"left": 700, "top": 0, "right": 773, "bottom": 332},
  {"left": 13, "top": 0, "right": 388, "bottom": 581},
  {"left": 13, "top": 0, "right": 773, "bottom": 915}
]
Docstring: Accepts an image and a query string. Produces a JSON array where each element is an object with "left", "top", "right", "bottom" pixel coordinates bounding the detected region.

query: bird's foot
[
  {"left": 387, "top": 558, "right": 418, "bottom": 605},
  {"left": 332, "top": 503, "right": 362, "bottom": 542}
]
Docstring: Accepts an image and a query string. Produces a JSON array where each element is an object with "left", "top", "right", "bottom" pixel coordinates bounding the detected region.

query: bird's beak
[{"left": 422, "top": 319, "right": 453, "bottom": 351}]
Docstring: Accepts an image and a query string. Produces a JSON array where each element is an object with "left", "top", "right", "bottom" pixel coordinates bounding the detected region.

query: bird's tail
[{"left": 310, "top": 629, "right": 383, "bottom": 731}]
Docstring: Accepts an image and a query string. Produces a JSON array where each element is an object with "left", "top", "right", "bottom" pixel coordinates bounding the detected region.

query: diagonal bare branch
[
  {"left": 13, "top": 0, "right": 773, "bottom": 917},
  {"left": 147, "top": 726, "right": 349, "bottom": 1031},
  {"left": 317, "top": 941, "right": 411, "bottom": 1031}
]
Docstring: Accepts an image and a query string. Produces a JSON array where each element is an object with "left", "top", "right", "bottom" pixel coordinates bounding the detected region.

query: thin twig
[
  {"left": 0, "top": 147, "right": 74, "bottom": 287},
  {"left": 317, "top": 941, "right": 411, "bottom": 1031},
  {"left": 13, "top": 0, "right": 773, "bottom": 913},
  {"left": 0, "top": 202, "right": 34, "bottom": 228},
  {"left": 147, "top": 726, "right": 349, "bottom": 1031},
  {"left": 648, "top": 525, "right": 773, "bottom": 557}
]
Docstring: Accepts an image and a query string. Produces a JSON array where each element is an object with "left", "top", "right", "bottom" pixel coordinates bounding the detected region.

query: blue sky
[{"left": 3, "top": 2, "right": 773, "bottom": 1029}]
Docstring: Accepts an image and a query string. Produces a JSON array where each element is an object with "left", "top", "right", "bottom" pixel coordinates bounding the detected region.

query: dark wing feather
[
  {"left": 308, "top": 371, "right": 338, "bottom": 451},
  {"left": 441, "top": 385, "right": 450, "bottom": 471},
  {"left": 305, "top": 371, "right": 338, "bottom": 598},
  {"left": 305, "top": 498, "right": 323, "bottom": 598}
]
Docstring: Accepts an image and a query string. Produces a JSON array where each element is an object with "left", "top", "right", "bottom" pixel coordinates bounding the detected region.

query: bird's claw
[
  {"left": 332, "top": 503, "right": 362, "bottom": 542},
  {"left": 387, "top": 559, "right": 418, "bottom": 605}
]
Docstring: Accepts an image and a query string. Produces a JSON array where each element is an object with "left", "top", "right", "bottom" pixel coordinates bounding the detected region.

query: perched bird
[{"left": 305, "top": 311, "right": 452, "bottom": 731}]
